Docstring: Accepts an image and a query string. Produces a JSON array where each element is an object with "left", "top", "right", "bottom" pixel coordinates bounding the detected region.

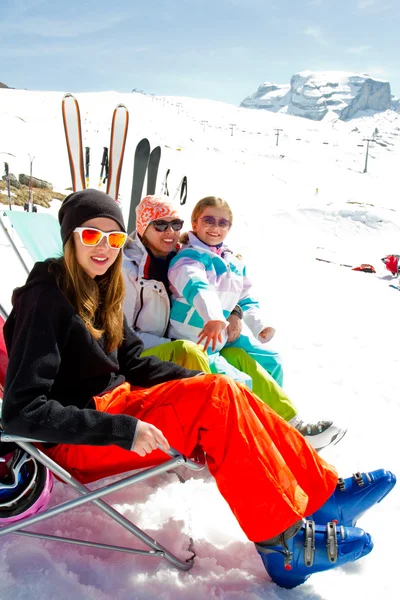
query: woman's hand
[
  {"left": 131, "top": 421, "right": 170, "bottom": 456},
  {"left": 259, "top": 326, "right": 275, "bottom": 343},
  {"left": 198, "top": 320, "right": 227, "bottom": 352}
]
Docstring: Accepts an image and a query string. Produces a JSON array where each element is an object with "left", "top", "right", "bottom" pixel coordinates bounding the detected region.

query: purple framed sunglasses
[{"left": 199, "top": 215, "right": 231, "bottom": 229}]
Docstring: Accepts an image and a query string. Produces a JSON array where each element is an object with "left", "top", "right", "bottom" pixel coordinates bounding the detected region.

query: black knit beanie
[{"left": 59, "top": 189, "right": 126, "bottom": 246}]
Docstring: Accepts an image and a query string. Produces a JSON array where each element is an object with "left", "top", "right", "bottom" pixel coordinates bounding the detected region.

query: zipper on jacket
[{"left": 133, "top": 286, "right": 144, "bottom": 330}]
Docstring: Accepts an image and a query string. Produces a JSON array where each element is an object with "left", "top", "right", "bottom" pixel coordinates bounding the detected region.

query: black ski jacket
[{"left": 2, "top": 261, "right": 199, "bottom": 450}]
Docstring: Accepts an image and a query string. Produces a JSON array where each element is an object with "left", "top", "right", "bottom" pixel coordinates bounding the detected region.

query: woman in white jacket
[{"left": 122, "top": 197, "right": 210, "bottom": 372}]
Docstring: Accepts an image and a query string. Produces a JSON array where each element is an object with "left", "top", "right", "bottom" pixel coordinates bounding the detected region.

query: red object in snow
[
  {"left": 382, "top": 255, "right": 400, "bottom": 276},
  {"left": 352, "top": 264, "right": 376, "bottom": 273}
]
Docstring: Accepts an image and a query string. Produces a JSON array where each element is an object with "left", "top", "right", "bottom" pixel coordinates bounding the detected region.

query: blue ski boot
[
  {"left": 256, "top": 519, "right": 373, "bottom": 589},
  {"left": 312, "top": 469, "right": 396, "bottom": 527}
]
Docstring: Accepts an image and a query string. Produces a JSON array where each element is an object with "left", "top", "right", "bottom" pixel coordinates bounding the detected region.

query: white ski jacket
[
  {"left": 168, "top": 232, "right": 268, "bottom": 351},
  {"left": 122, "top": 233, "right": 172, "bottom": 349}
]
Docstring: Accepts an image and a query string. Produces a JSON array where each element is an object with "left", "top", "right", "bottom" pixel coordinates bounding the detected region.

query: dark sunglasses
[
  {"left": 151, "top": 219, "right": 184, "bottom": 232},
  {"left": 199, "top": 215, "right": 231, "bottom": 229}
]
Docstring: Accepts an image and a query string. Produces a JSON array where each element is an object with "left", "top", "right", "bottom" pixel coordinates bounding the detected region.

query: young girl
[
  {"left": 168, "top": 196, "right": 345, "bottom": 449},
  {"left": 124, "top": 195, "right": 342, "bottom": 451},
  {"left": 1, "top": 189, "right": 390, "bottom": 590},
  {"left": 168, "top": 196, "right": 282, "bottom": 383}
]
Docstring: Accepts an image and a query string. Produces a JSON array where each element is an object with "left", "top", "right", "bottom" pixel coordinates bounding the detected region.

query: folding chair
[
  {"left": 2, "top": 210, "right": 63, "bottom": 263},
  {"left": 0, "top": 311, "right": 204, "bottom": 571}
]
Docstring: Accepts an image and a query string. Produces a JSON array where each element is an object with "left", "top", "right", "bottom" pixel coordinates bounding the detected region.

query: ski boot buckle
[
  {"left": 303, "top": 520, "right": 315, "bottom": 567},
  {"left": 326, "top": 522, "right": 338, "bottom": 563},
  {"left": 337, "top": 477, "right": 346, "bottom": 491},
  {"left": 353, "top": 472, "right": 364, "bottom": 487}
]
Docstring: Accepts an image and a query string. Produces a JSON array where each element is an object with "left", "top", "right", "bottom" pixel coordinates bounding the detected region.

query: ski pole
[
  {"left": 316, "top": 258, "right": 353, "bottom": 268},
  {"left": 28, "top": 155, "right": 35, "bottom": 212},
  {"left": 316, "top": 258, "right": 376, "bottom": 273},
  {"left": 98, "top": 147, "right": 108, "bottom": 188},
  {"left": 179, "top": 176, "right": 187, "bottom": 206},
  {"left": 172, "top": 176, "right": 187, "bottom": 204},
  {"left": 4, "top": 162, "right": 11, "bottom": 210},
  {"left": 160, "top": 169, "right": 170, "bottom": 196},
  {"left": 85, "top": 147, "right": 90, "bottom": 188}
]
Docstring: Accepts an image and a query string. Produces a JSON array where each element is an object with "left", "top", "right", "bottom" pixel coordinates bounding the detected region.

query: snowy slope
[{"left": 0, "top": 88, "right": 399, "bottom": 600}]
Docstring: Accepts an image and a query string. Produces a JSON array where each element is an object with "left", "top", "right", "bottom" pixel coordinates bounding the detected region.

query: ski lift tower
[
  {"left": 363, "top": 137, "right": 375, "bottom": 174},
  {"left": 275, "top": 128, "right": 283, "bottom": 146}
]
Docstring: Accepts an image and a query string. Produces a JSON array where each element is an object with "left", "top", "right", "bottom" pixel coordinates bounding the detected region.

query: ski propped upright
[
  {"left": 62, "top": 93, "right": 85, "bottom": 191},
  {"left": 106, "top": 104, "right": 129, "bottom": 201},
  {"left": 146, "top": 146, "right": 161, "bottom": 195},
  {"left": 127, "top": 138, "right": 150, "bottom": 233}
]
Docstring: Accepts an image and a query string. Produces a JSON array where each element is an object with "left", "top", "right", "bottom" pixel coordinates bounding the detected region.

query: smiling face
[
  {"left": 73, "top": 217, "right": 123, "bottom": 278},
  {"left": 192, "top": 206, "right": 232, "bottom": 246},
  {"left": 142, "top": 218, "right": 181, "bottom": 257}
]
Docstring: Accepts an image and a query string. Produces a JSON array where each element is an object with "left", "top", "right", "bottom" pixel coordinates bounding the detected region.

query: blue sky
[{"left": 1, "top": 0, "right": 399, "bottom": 104}]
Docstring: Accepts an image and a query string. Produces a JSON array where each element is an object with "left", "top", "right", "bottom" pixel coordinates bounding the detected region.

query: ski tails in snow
[
  {"left": 62, "top": 93, "right": 85, "bottom": 192},
  {"left": 127, "top": 138, "right": 150, "bottom": 233},
  {"left": 62, "top": 95, "right": 128, "bottom": 200},
  {"left": 146, "top": 146, "right": 161, "bottom": 195},
  {"left": 106, "top": 104, "right": 129, "bottom": 201}
]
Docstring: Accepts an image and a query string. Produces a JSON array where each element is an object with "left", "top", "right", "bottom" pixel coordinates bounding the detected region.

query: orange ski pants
[{"left": 43, "top": 374, "right": 338, "bottom": 541}]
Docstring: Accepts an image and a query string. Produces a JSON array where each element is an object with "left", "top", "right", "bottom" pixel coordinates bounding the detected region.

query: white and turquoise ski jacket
[{"left": 168, "top": 232, "right": 268, "bottom": 351}]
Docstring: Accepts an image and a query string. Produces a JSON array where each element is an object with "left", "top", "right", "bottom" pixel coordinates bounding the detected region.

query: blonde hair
[
  {"left": 180, "top": 196, "right": 233, "bottom": 244},
  {"left": 51, "top": 238, "right": 125, "bottom": 352}
]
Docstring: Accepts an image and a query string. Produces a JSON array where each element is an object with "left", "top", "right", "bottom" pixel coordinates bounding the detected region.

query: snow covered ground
[{"left": 0, "top": 89, "right": 399, "bottom": 599}]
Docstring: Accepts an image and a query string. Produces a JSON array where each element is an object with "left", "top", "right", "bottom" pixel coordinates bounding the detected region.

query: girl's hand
[
  {"left": 198, "top": 320, "right": 227, "bottom": 352},
  {"left": 131, "top": 421, "right": 170, "bottom": 456},
  {"left": 259, "top": 326, "right": 275, "bottom": 343},
  {"left": 226, "top": 313, "right": 242, "bottom": 343}
]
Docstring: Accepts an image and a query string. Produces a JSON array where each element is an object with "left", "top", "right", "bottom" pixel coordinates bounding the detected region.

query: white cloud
[
  {"left": 357, "top": 0, "right": 375, "bottom": 8},
  {"left": 364, "top": 65, "right": 390, "bottom": 78},
  {"left": 346, "top": 45, "right": 372, "bottom": 54},
  {"left": 303, "top": 26, "right": 328, "bottom": 46}
]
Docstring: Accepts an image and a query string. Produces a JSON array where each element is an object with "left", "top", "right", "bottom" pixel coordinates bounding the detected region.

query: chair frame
[{"left": 0, "top": 427, "right": 205, "bottom": 571}]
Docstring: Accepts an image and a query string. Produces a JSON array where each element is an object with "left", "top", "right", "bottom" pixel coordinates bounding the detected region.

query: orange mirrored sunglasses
[{"left": 74, "top": 227, "right": 127, "bottom": 249}]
